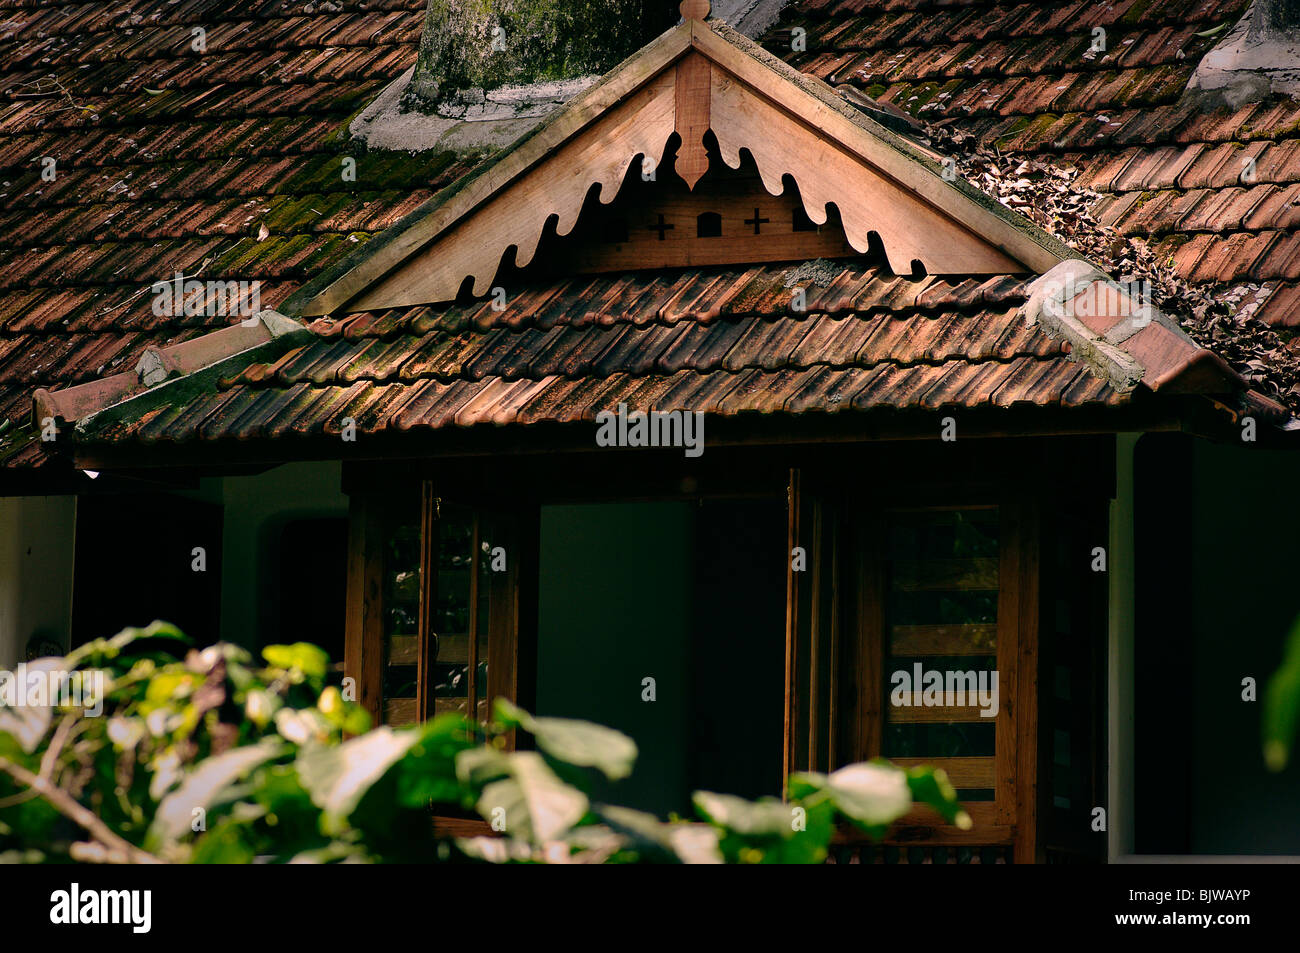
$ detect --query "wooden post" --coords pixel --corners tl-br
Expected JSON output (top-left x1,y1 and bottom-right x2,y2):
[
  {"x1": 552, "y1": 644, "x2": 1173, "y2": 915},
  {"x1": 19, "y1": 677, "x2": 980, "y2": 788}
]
[
  {"x1": 344, "y1": 493, "x2": 385, "y2": 726},
  {"x1": 466, "y1": 511, "x2": 481, "y2": 723},
  {"x1": 485, "y1": 504, "x2": 540, "y2": 749},
  {"x1": 416, "y1": 483, "x2": 439, "y2": 722},
  {"x1": 783, "y1": 468, "x2": 800, "y2": 793},
  {"x1": 807, "y1": 498, "x2": 823, "y2": 771},
  {"x1": 850, "y1": 505, "x2": 884, "y2": 765},
  {"x1": 1014, "y1": 500, "x2": 1042, "y2": 864}
]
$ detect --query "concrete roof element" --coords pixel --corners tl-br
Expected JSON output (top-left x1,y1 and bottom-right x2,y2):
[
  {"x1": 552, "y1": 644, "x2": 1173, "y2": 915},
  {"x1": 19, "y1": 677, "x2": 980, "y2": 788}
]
[
  {"x1": 1186, "y1": 0, "x2": 1300, "y2": 108},
  {"x1": 1023, "y1": 260, "x2": 1238, "y2": 395},
  {"x1": 350, "y1": 67, "x2": 602, "y2": 154},
  {"x1": 34, "y1": 311, "x2": 310, "y2": 432}
]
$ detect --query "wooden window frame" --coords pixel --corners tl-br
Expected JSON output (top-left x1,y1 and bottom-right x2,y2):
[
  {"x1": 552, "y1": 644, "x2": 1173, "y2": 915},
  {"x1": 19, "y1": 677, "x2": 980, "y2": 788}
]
[
  {"x1": 866, "y1": 502, "x2": 1037, "y2": 858},
  {"x1": 344, "y1": 481, "x2": 538, "y2": 744},
  {"x1": 786, "y1": 472, "x2": 1041, "y2": 861},
  {"x1": 343, "y1": 447, "x2": 1077, "y2": 861}
]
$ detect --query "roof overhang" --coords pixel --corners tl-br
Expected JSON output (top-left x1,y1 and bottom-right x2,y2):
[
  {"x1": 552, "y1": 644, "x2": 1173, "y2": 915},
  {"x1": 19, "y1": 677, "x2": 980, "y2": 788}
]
[{"x1": 30, "y1": 4, "x2": 1269, "y2": 464}]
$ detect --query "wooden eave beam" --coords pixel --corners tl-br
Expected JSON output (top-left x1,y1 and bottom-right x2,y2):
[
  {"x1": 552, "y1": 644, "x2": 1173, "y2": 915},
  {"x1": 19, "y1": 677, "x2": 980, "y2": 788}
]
[{"x1": 64, "y1": 402, "x2": 1197, "y2": 473}]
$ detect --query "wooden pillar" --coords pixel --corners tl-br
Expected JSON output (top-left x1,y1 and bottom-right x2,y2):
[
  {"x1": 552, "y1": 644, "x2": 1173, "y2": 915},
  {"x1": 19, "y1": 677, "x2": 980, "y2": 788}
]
[
  {"x1": 783, "y1": 468, "x2": 801, "y2": 791},
  {"x1": 1001, "y1": 499, "x2": 1041, "y2": 864},
  {"x1": 485, "y1": 504, "x2": 539, "y2": 748},
  {"x1": 343, "y1": 492, "x2": 385, "y2": 726},
  {"x1": 416, "y1": 483, "x2": 439, "y2": 722}
]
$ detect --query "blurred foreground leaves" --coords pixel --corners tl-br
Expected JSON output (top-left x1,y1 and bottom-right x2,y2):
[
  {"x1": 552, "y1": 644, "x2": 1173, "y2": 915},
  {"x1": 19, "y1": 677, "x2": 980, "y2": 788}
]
[{"x1": 1, "y1": 626, "x2": 966, "y2": 863}]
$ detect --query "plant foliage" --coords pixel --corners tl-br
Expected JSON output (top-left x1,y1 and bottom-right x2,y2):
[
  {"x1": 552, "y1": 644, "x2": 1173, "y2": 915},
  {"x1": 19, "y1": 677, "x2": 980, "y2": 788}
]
[{"x1": 0, "y1": 626, "x2": 968, "y2": 864}]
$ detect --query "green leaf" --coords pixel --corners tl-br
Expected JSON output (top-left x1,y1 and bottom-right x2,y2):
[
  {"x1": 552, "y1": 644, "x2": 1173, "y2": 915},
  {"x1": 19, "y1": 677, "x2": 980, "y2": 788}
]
[
  {"x1": 147, "y1": 739, "x2": 285, "y2": 849},
  {"x1": 693, "y1": 791, "x2": 832, "y2": 863},
  {"x1": 145, "y1": 671, "x2": 195, "y2": 708},
  {"x1": 471, "y1": 751, "x2": 588, "y2": 843},
  {"x1": 1195, "y1": 22, "x2": 1228, "y2": 38},
  {"x1": 274, "y1": 707, "x2": 331, "y2": 746},
  {"x1": 824, "y1": 762, "x2": 912, "y2": 829},
  {"x1": 0, "y1": 659, "x2": 62, "y2": 753},
  {"x1": 494, "y1": 699, "x2": 637, "y2": 781},
  {"x1": 190, "y1": 817, "x2": 258, "y2": 864},
  {"x1": 247, "y1": 766, "x2": 330, "y2": 861},
  {"x1": 0, "y1": 849, "x2": 45, "y2": 864},
  {"x1": 903, "y1": 764, "x2": 971, "y2": 829},
  {"x1": 692, "y1": 791, "x2": 793, "y2": 837},
  {"x1": 794, "y1": 761, "x2": 966, "y2": 837},
  {"x1": 1264, "y1": 615, "x2": 1300, "y2": 771},
  {"x1": 455, "y1": 746, "x2": 513, "y2": 787},
  {"x1": 597, "y1": 805, "x2": 722, "y2": 864},
  {"x1": 455, "y1": 836, "x2": 535, "y2": 864},
  {"x1": 296, "y1": 727, "x2": 419, "y2": 830},
  {"x1": 262, "y1": 643, "x2": 329, "y2": 680},
  {"x1": 392, "y1": 714, "x2": 477, "y2": 808},
  {"x1": 65, "y1": 621, "x2": 188, "y2": 670},
  {"x1": 288, "y1": 842, "x2": 370, "y2": 864}
]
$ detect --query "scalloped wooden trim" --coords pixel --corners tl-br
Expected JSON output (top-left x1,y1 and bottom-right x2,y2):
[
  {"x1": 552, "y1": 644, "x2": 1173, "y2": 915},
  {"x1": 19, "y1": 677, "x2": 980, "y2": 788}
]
[
  {"x1": 709, "y1": 70, "x2": 1023, "y2": 277},
  {"x1": 307, "y1": 19, "x2": 1052, "y2": 318},
  {"x1": 345, "y1": 77, "x2": 677, "y2": 313}
]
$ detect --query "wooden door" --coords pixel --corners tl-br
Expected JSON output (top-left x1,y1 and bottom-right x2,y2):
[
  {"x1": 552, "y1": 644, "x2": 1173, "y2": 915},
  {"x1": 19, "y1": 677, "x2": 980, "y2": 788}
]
[{"x1": 785, "y1": 480, "x2": 1042, "y2": 863}]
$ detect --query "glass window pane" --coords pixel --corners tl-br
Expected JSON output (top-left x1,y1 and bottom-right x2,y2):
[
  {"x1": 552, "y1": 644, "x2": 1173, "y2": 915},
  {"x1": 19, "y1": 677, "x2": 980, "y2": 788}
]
[
  {"x1": 433, "y1": 504, "x2": 475, "y2": 719},
  {"x1": 882, "y1": 508, "x2": 999, "y2": 801},
  {"x1": 381, "y1": 507, "x2": 421, "y2": 727}
]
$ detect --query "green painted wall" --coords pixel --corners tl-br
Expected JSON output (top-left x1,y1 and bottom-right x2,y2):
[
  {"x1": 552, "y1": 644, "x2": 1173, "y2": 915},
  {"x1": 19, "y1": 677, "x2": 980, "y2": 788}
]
[
  {"x1": 1135, "y1": 433, "x2": 1300, "y2": 854},
  {"x1": 535, "y1": 502, "x2": 695, "y2": 816},
  {"x1": 1186, "y1": 437, "x2": 1300, "y2": 853}
]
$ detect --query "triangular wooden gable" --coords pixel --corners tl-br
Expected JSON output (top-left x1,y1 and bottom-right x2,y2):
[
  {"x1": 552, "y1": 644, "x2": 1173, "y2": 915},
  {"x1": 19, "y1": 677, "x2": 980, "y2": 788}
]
[{"x1": 303, "y1": 13, "x2": 1070, "y2": 319}]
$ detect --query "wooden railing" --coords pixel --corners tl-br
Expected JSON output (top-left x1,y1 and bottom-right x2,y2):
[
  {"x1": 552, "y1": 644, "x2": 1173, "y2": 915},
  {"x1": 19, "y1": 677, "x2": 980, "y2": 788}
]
[{"x1": 826, "y1": 843, "x2": 1012, "y2": 864}]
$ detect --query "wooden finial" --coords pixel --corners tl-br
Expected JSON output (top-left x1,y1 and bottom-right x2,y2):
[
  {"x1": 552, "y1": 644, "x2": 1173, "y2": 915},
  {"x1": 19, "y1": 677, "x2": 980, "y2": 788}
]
[{"x1": 680, "y1": 0, "x2": 710, "y2": 22}]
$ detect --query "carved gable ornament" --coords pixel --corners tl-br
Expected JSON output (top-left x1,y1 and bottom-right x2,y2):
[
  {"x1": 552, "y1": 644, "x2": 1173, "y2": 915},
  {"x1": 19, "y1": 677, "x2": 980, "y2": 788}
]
[{"x1": 303, "y1": 10, "x2": 1069, "y2": 318}]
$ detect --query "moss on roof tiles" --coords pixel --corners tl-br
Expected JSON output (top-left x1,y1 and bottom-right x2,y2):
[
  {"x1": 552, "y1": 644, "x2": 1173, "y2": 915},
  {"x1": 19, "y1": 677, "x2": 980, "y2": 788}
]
[{"x1": 1120, "y1": 0, "x2": 1160, "y2": 26}]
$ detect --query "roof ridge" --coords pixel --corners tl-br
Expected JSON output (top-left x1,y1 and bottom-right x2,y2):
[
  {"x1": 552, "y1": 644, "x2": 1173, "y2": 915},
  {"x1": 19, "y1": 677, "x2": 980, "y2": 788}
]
[{"x1": 32, "y1": 310, "x2": 311, "y2": 437}]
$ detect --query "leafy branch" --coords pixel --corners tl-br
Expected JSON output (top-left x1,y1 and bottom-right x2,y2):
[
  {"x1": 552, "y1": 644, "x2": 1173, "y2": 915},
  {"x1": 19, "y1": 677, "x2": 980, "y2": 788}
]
[{"x1": 0, "y1": 625, "x2": 967, "y2": 864}]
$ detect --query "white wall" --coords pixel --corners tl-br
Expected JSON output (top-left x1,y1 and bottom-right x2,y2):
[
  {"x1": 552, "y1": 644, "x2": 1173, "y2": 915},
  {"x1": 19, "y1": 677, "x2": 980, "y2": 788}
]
[
  {"x1": 0, "y1": 462, "x2": 347, "y2": 671},
  {"x1": 0, "y1": 496, "x2": 76, "y2": 668}
]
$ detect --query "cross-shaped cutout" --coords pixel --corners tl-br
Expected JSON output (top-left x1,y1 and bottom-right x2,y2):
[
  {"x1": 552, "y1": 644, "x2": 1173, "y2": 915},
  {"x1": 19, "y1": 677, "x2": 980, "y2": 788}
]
[
  {"x1": 648, "y1": 213, "x2": 675, "y2": 240},
  {"x1": 744, "y1": 208, "x2": 770, "y2": 235}
]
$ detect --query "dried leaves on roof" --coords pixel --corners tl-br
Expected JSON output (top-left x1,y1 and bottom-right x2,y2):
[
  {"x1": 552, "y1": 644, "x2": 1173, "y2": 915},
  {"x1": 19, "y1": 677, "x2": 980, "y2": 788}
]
[{"x1": 926, "y1": 123, "x2": 1300, "y2": 413}]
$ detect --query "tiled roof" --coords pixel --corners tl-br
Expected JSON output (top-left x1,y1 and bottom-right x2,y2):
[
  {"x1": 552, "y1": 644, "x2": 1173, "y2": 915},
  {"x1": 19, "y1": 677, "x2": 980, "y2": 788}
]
[
  {"x1": 75, "y1": 263, "x2": 1124, "y2": 448},
  {"x1": 9, "y1": 0, "x2": 1274, "y2": 467},
  {"x1": 777, "y1": 0, "x2": 1300, "y2": 327},
  {"x1": 0, "y1": 0, "x2": 480, "y2": 466}
]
